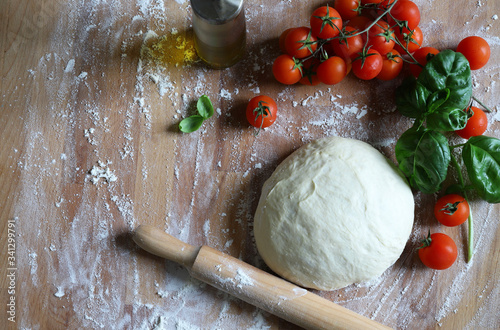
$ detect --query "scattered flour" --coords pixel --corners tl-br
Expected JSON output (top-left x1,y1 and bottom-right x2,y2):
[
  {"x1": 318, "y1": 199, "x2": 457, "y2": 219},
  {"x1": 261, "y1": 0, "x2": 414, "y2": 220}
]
[{"x1": 88, "y1": 161, "x2": 118, "y2": 184}]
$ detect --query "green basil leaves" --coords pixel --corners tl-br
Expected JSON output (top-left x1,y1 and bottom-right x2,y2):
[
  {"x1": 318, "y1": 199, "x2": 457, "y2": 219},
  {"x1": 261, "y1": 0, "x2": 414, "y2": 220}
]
[
  {"x1": 396, "y1": 127, "x2": 450, "y2": 194},
  {"x1": 463, "y1": 136, "x2": 500, "y2": 203},
  {"x1": 396, "y1": 50, "x2": 471, "y2": 130},
  {"x1": 179, "y1": 95, "x2": 214, "y2": 133},
  {"x1": 394, "y1": 49, "x2": 500, "y2": 204}
]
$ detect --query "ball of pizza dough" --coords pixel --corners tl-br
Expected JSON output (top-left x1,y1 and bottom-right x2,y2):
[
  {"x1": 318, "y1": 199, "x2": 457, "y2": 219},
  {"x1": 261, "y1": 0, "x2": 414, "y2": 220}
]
[{"x1": 253, "y1": 136, "x2": 414, "y2": 290}]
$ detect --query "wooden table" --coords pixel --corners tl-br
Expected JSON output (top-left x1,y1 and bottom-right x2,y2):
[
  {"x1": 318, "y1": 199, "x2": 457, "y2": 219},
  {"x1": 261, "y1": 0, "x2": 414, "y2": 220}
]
[{"x1": 1, "y1": 0, "x2": 499, "y2": 329}]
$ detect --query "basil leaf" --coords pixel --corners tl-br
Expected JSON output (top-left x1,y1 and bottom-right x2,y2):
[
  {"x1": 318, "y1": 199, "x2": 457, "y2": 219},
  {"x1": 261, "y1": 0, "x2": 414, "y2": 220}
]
[
  {"x1": 396, "y1": 77, "x2": 431, "y2": 118},
  {"x1": 197, "y1": 94, "x2": 214, "y2": 119},
  {"x1": 463, "y1": 136, "x2": 500, "y2": 203},
  {"x1": 426, "y1": 88, "x2": 450, "y2": 113},
  {"x1": 179, "y1": 115, "x2": 205, "y2": 133},
  {"x1": 418, "y1": 49, "x2": 472, "y2": 118},
  {"x1": 426, "y1": 107, "x2": 468, "y2": 131},
  {"x1": 395, "y1": 126, "x2": 450, "y2": 194}
]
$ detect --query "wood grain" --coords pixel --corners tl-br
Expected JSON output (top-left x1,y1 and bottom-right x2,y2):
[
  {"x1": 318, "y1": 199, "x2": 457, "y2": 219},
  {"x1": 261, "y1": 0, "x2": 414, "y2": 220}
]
[{"x1": 1, "y1": 0, "x2": 499, "y2": 329}]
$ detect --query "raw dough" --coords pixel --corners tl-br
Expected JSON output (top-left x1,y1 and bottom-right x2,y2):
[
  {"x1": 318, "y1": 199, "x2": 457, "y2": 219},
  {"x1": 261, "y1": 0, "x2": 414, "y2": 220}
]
[{"x1": 253, "y1": 136, "x2": 414, "y2": 290}]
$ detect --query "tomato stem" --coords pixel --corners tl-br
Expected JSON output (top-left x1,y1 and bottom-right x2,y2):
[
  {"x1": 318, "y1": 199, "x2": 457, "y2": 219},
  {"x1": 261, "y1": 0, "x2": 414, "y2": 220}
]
[
  {"x1": 472, "y1": 96, "x2": 493, "y2": 113},
  {"x1": 450, "y1": 152, "x2": 474, "y2": 262}
]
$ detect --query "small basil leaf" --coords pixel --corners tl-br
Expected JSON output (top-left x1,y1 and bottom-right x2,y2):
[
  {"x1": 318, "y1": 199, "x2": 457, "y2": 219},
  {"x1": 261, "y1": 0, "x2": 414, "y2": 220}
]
[
  {"x1": 197, "y1": 94, "x2": 214, "y2": 119},
  {"x1": 395, "y1": 126, "x2": 450, "y2": 194},
  {"x1": 179, "y1": 115, "x2": 205, "y2": 133},
  {"x1": 396, "y1": 77, "x2": 431, "y2": 118},
  {"x1": 418, "y1": 49, "x2": 472, "y2": 115},
  {"x1": 463, "y1": 136, "x2": 500, "y2": 203}
]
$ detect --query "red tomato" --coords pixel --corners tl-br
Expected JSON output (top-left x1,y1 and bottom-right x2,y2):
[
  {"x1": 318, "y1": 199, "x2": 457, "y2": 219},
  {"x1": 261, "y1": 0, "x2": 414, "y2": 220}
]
[
  {"x1": 377, "y1": 50, "x2": 403, "y2": 80},
  {"x1": 456, "y1": 36, "x2": 490, "y2": 70},
  {"x1": 434, "y1": 194, "x2": 470, "y2": 227},
  {"x1": 285, "y1": 27, "x2": 318, "y2": 58},
  {"x1": 409, "y1": 46, "x2": 439, "y2": 77},
  {"x1": 394, "y1": 26, "x2": 423, "y2": 54},
  {"x1": 387, "y1": 0, "x2": 420, "y2": 30},
  {"x1": 346, "y1": 15, "x2": 372, "y2": 31},
  {"x1": 310, "y1": 6, "x2": 343, "y2": 39},
  {"x1": 272, "y1": 54, "x2": 302, "y2": 85},
  {"x1": 456, "y1": 106, "x2": 488, "y2": 139},
  {"x1": 330, "y1": 26, "x2": 364, "y2": 60},
  {"x1": 299, "y1": 58, "x2": 322, "y2": 86},
  {"x1": 418, "y1": 232, "x2": 457, "y2": 270},
  {"x1": 364, "y1": 20, "x2": 395, "y2": 55},
  {"x1": 317, "y1": 56, "x2": 347, "y2": 85},
  {"x1": 334, "y1": 0, "x2": 361, "y2": 20},
  {"x1": 246, "y1": 95, "x2": 278, "y2": 131},
  {"x1": 352, "y1": 48, "x2": 383, "y2": 80},
  {"x1": 279, "y1": 28, "x2": 294, "y2": 53}
]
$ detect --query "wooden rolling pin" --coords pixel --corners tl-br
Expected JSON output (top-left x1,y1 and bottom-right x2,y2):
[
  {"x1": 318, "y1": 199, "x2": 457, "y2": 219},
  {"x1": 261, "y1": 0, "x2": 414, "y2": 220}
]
[{"x1": 133, "y1": 225, "x2": 392, "y2": 330}]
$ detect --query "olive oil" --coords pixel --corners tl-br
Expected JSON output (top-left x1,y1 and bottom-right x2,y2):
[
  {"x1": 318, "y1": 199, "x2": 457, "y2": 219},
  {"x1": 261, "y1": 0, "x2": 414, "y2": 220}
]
[{"x1": 191, "y1": 0, "x2": 246, "y2": 69}]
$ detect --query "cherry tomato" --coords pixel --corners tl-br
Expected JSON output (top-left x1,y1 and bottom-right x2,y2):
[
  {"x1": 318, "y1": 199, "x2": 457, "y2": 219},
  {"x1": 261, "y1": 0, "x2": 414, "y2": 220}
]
[
  {"x1": 299, "y1": 58, "x2": 322, "y2": 86},
  {"x1": 310, "y1": 6, "x2": 343, "y2": 39},
  {"x1": 346, "y1": 15, "x2": 372, "y2": 31},
  {"x1": 394, "y1": 26, "x2": 423, "y2": 54},
  {"x1": 317, "y1": 56, "x2": 347, "y2": 85},
  {"x1": 434, "y1": 194, "x2": 470, "y2": 227},
  {"x1": 387, "y1": 0, "x2": 420, "y2": 30},
  {"x1": 418, "y1": 232, "x2": 457, "y2": 270},
  {"x1": 376, "y1": 49, "x2": 403, "y2": 80},
  {"x1": 330, "y1": 26, "x2": 364, "y2": 60},
  {"x1": 246, "y1": 95, "x2": 277, "y2": 131},
  {"x1": 456, "y1": 36, "x2": 490, "y2": 70},
  {"x1": 456, "y1": 106, "x2": 488, "y2": 139},
  {"x1": 272, "y1": 54, "x2": 302, "y2": 85},
  {"x1": 334, "y1": 0, "x2": 361, "y2": 20},
  {"x1": 352, "y1": 48, "x2": 383, "y2": 80},
  {"x1": 285, "y1": 27, "x2": 318, "y2": 59},
  {"x1": 364, "y1": 20, "x2": 395, "y2": 55},
  {"x1": 409, "y1": 46, "x2": 439, "y2": 77},
  {"x1": 279, "y1": 28, "x2": 294, "y2": 53}
]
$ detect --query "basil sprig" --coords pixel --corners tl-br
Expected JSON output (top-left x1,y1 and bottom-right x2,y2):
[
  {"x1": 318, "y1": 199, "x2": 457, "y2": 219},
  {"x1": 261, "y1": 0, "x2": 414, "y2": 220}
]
[
  {"x1": 179, "y1": 95, "x2": 214, "y2": 133},
  {"x1": 395, "y1": 49, "x2": 500, "y2": 202}
]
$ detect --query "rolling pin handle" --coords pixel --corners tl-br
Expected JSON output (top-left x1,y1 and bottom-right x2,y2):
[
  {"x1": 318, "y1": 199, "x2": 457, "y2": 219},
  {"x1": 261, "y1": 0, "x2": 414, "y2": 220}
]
[{"x1": 132, "y1": 225, "x2": 200, "y2": 269}]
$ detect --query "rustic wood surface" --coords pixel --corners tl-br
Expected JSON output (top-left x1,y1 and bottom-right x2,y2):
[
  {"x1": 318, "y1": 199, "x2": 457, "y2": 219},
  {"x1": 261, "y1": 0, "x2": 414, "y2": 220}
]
[{"x1": 1, "y1": 0, "x2": 499, "y2": 329}]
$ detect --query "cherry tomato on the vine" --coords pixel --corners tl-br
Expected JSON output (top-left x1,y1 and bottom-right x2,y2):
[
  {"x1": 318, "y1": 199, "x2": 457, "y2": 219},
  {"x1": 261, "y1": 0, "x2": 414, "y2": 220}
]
[
  {"x1": 246, "y1": 95, "x2": 278, "y2": 131},
  {"x1": 387, "y1": 0, "x2": 420, "y2": 30},
  {"x1": 394, "y1": 26, "x2": 423, "y2": 54},
  {"x1": 285, "y1": 27, "x2": 318, "y2": 59},
  {"x1": 409, "y1": 46, "x2": 439, "y2": 77},
  {"x1": 346, "y1": 15, "x2": 372, "y2": 31},
  {"x1": 272, "y1": 54, "x2": 302, "y2": 85},
  {"x1": 299, "y1": 58, "x2": 322, "y2": 86},
  {"x1": 310, "y1": 6, "x2": 343, "y2": 39},
  {"x1": 456, "y1": 106, "x2": 488, "y2": 139},
  {"x1": 330, "y1": 26, "x2": 364, "y2": 60},
  {"x1": 376, "y1": 49, "x2": 403, "y2": 80},
  {"x1": 352, "y1": 48, "x2": 383, "y2": 80},
  {"x1": 418, "y1": 232, "x2": 457, "y2": 270},
  {"x1": 434, "y1": 194, "x2": 470, "y2": 227},
  {"x1": 456, "y1": 36, "x2": 490, "y2": 70},
  {"x1": 333, "y1": 0, "x2": 361, "y2": 20},
  {"x1": 364, "y1": 20, "x2": 395, "y2": 55},
  {"x1": 317, "y1": 56, "x2": 347, "y2": 85},
  {"x1": 279, "y1": 28, "x2": 294, "y2": 54}
]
